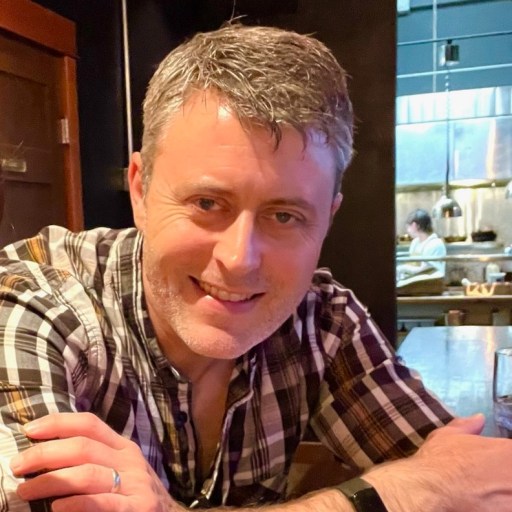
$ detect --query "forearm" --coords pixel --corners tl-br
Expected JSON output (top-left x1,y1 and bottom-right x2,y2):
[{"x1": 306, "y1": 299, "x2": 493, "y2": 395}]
[
  {"x1": 195, "y1": 488, "x2": 353, "y2": 512},
  {"x1": 195, "y1": 452, "x2": 452, "y2": 512},
  {"x1": 397, "y1": 263, "x2": 427, "y2": 275},
  {"x1": 363, "y1": 462, "x2": 447, "y2": 512},
  {"x1": 212, "y1": 461, "x2": 445, "y2": 512}
]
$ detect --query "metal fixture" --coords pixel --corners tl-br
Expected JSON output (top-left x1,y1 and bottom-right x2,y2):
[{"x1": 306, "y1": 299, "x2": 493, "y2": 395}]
[
  {"x1": 0, "y1": 158, "x2": 26, "y2": 174},
  {"x1": 505, "y1": 179, "x2": 512, "y2": 199},
  {"x1": 121, "y1": 0, "x2": 133, "y2": 161},
  {"x1": 396, "y1": 85, "x2": 512, "y2": 186},
  {"x1": 432, "y1": 193, "x2": 462, "y2": 218},
  {"x1": 397, "y1": 29, "x2": 512, "y2": 48},
  {"x1": 58, "y1": 118, "x2": 70, "y2": 145},
  {"x1": 432, "y1": 42, "x2": 463, "y2": 219},
  {"x1": 439, "y1": 39, "x2": 459, "y2": 67}
]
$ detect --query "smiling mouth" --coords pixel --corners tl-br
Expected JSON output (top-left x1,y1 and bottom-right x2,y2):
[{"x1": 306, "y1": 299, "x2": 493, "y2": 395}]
[{"x1": 195, "y1": 278, "x2": 259, "y2": 302}]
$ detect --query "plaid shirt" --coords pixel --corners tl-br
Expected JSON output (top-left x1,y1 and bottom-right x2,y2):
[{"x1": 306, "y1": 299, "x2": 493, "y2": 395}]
[{"x1": 0, "y1": 226, "x2": 452, "y2": 510}]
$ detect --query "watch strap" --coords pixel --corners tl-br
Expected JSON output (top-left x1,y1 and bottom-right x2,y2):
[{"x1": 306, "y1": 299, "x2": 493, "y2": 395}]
[{"x1": 334, "y1": 476, "x2": 388, "y2": 512}]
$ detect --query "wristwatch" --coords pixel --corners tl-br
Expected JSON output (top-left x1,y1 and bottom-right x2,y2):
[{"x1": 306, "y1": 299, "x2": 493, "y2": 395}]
[{"x1": 334, "y1": 477, "x2": 388, "y2": 512}]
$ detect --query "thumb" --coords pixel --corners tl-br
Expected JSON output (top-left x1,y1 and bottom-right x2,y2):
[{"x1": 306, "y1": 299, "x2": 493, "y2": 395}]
[{"x1": 446, "y1": 413, "x2": 486, "y2": 435}]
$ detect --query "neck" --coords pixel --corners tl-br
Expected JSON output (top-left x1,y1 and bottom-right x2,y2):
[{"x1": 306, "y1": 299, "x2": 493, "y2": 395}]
[{"x1": 417, "y1": 232, "x2": 430, "y2": 242}]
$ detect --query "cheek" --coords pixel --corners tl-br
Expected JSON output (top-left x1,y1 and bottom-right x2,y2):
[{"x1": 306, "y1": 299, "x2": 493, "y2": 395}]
[
  {"x1": 144, "y1": 202, "x2": 208, "y2": 248},
  {"x1": 145, "y1": 222, "x2": 215, "y2": 272},
  {"x1": 145, "y1": 207, "x2": 192, "y2": 239},
  {"x1": 268, "y1": 244, "x2": 321, "y2": 284}
]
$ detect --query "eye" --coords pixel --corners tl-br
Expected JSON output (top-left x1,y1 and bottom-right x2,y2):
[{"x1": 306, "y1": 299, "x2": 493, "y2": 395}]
[
  {"x1": 275, "y1": 211, "x2": 294, "y2": 224},
  {"x1": 269, "y1": 210, "x2": 307, "y2": 227},
  {"x1": 195, "y1": 197, "x2": 219, "y2": 211}
]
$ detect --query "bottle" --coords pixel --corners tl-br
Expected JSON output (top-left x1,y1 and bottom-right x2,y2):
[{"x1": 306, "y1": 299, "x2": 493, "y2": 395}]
[{"x1": 485, "y1": 262, "x2": 500, "y2": 283}]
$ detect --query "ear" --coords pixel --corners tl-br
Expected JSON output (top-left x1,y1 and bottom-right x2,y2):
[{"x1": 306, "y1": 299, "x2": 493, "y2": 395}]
[
  {"x1": 329, "y1": 193, "x2": 343, "y2": 225},
  {"x1": 128, "y1": 152, "x2": 146, "y2": 231}
]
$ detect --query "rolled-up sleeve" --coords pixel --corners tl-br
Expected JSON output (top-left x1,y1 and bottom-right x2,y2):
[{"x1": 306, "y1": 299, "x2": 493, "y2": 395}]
[{"x1": 308, "y1": 279, "x2": 453, "y2": 470}]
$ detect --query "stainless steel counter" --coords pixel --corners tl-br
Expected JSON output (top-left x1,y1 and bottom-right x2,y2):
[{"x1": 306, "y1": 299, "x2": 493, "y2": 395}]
[{"x1": 397, "y1": 326, "x2": 512, "y2": 436}]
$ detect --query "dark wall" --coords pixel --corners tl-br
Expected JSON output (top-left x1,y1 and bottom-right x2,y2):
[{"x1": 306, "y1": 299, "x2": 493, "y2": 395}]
[
  {"x1": 126, "y1": 0, "x2": 302, "y2": 148},
  {"x1": 33, "y1": 0, "x2": 133, "y2": 229},
  {"x1": 269, "y1": 0, "x2": 397, "y2": 343},
  {"x1": 32, "y1": 0, "x2": 397, "y2": 343}
]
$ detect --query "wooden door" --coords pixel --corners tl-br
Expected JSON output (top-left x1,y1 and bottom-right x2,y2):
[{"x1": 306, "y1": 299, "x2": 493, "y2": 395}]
[{"x1": 0, "y1": 0, "x2": 82, "y2": 246}]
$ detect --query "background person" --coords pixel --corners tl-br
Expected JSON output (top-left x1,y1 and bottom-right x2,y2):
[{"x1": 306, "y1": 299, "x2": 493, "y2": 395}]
[
  {"x1": 397, "y1": 208, "x2": 446, "y2": 282},
  {"x1": 0, "y1": 23, "x2": 511, "y2": 512}
]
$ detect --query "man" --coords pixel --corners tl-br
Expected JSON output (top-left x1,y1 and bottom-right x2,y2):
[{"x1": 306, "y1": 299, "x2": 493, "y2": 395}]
[
  {"x1": 397, "y1": 208, "x2": 446, "y2": 281},
  {"x1": 0, "y1": 24, "x2": 511, "y2": 512}
]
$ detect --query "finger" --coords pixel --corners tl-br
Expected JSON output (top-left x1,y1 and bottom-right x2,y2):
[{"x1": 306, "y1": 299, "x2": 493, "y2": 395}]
[
  {"x1": 51, "y1": 491, "x2": 171, "y2": 512},
  {"x1": 10, "y1": 436, "x2": 120, "y2": 476},
  {"x1": 22, "y1": 412, "x2": 126, "y2": 450},
  {"x1": 51, "y1": 494, "x2": 125, "y2": 512},
  {"x1": 16, "y1": 464, "x2": 122, "y2": 500},
  {"x1": 425, "y1": 414, "x2": 486, "y2": 442},
  {"x1": 446, "y1": 414, "x2": 486, "y2": 435}
]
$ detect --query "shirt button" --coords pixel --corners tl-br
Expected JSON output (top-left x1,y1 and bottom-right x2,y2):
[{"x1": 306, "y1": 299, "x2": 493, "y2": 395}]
[{"x1": 176, "y1": 411, "x2": 188, "y2": 427}]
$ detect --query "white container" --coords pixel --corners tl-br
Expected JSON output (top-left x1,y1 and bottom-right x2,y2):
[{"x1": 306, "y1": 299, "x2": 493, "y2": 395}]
[
  {"x1": 488, "y1": 272, "x2": 506, "y2": 283},
  {"x1": 485, "y1": 263, "x2": 500, "y2": 283},
  {"x1": 502, "y1": 247, "x2": 512, "y2": 273}
]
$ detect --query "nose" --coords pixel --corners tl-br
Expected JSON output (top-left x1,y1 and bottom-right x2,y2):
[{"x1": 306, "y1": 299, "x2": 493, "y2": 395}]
[{"x1": 212, "y1": 212, "x2": 262, "y2": 275}]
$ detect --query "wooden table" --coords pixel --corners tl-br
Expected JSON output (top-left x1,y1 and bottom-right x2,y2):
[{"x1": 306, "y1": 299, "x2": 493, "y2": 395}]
[{"x1": 397, "y1": 326, "x2": 512, "y2": 436}]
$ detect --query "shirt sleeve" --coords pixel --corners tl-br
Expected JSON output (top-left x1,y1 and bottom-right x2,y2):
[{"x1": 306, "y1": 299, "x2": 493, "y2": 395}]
[
  {"x1": 308, "y1": 278, "x2": 453, "y2": 470},
  {"x1": 422, "y1": 238, "x2": 446, "y2": 273},
  {"x1": 0, "y1": 279, "x2": 83, "y2": 512}
]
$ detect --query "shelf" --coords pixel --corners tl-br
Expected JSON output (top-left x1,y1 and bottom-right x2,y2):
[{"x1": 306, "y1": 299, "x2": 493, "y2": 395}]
[{"x1": 396, "y1": 253, "x2": 512, "y2": 263}]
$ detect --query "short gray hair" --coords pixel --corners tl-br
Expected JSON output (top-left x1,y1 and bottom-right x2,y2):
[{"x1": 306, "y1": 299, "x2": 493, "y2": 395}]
[{"x1": 141, "y1": 23, "x2": 354, "y2": 193}]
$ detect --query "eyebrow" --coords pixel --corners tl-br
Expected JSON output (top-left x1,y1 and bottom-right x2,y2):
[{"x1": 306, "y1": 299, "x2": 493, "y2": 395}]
[
  {"x1": 178, "y1": 181, "x2": 316, "y2": 211},
  {"x1": 265, "y1": 197, "x2": 317, "y2": 215},
  {"x1": 176, "y1": 179, "x2": 236, "y2": 198}
]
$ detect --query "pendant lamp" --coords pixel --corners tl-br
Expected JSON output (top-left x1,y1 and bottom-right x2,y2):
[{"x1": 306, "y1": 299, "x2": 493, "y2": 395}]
[{"x1": 432, "y1": 40, "x2": 463, "y2": 219}]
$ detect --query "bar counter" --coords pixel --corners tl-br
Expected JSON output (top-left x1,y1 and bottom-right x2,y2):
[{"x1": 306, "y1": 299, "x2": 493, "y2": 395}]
[{"x1": 397, "y1": 326, "x2": 512, "y2": 436}]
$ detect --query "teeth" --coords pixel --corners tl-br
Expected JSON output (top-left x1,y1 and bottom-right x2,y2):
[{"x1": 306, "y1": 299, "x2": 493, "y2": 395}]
[{"x1": 198, "y1": 281, "x2": 253, "y2": 302}]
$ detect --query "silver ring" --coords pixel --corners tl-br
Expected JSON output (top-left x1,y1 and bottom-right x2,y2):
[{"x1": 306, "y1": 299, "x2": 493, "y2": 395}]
[{"x1": 110, "y1": 468, "x2": 121, "y2": 494}]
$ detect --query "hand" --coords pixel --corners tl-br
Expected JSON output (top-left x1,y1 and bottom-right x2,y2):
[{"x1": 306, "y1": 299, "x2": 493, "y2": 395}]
[
  {"x1": 9, "y1": 412, "x2": 184, "y2": 512},
  {"x1": 364, "y1": 414, "x2": 512, "y2": 512}
]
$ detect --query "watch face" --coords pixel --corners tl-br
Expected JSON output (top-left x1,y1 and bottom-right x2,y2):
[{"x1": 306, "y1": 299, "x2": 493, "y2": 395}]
[
  {"x1": 336, "y1": 478, "x2": 388, "y2": 512},
  {"x1": 352, "y1": 487, "x2": 388, "y2": 512}
]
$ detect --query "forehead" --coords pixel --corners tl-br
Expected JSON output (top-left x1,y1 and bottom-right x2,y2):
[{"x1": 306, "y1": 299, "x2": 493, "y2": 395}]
[{"x1": 155, "y1": 91, "x2": 336, "y2": 176}]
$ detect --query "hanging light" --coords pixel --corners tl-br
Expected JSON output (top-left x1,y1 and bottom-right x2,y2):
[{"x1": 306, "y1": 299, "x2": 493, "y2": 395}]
[
  {"x1": 432, "y1": 40, "x2": 462, "y2": 219},
  {"x1": 439, "y1": 39, "x2": 459, "y2": 67}
]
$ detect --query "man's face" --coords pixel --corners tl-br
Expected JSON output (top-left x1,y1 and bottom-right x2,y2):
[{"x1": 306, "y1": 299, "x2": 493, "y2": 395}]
[
  {"x1": 130, "y1": 92, "x2": 341, "y2": 360},
  {"x1": 406, "y1": 221, "x2": 419, "y2": 239}
]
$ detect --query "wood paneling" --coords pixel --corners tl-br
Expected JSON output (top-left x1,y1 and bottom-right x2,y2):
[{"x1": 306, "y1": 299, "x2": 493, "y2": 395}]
[
  {"x1": 0, "y1": 0, "x2": 76, "y2": 57},
  {"x1": 0, "y1": 0, "x2": 83, "y2": 242}
]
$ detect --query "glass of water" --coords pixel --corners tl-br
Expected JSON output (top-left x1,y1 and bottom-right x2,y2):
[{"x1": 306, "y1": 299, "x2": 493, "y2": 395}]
[{"x1": 493, "y1": 347, "x2": 512, "y2": 438}]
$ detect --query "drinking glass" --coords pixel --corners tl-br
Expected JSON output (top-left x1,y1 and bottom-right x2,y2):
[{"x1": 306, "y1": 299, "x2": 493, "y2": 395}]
[{"x1": 493, "y1": 347, "x2": 512, "y2": 438}]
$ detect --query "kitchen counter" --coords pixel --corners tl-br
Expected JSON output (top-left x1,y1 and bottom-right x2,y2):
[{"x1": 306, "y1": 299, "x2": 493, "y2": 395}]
[
  {"x1": 397, "y1": 290, "x2": 512, "y2": 327},
  {"x1": 396, "y1": 250, "x2": 512, "y2": 286},
  {"x1": 398, "y1": 292, "x2": 512, "y2": 303},
  {"x1": 396, "y1": 247, "x2": 512, "y2": 333},
  {"x1": 397, "y1": 253, "x2": 512, "y2": 263}
]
